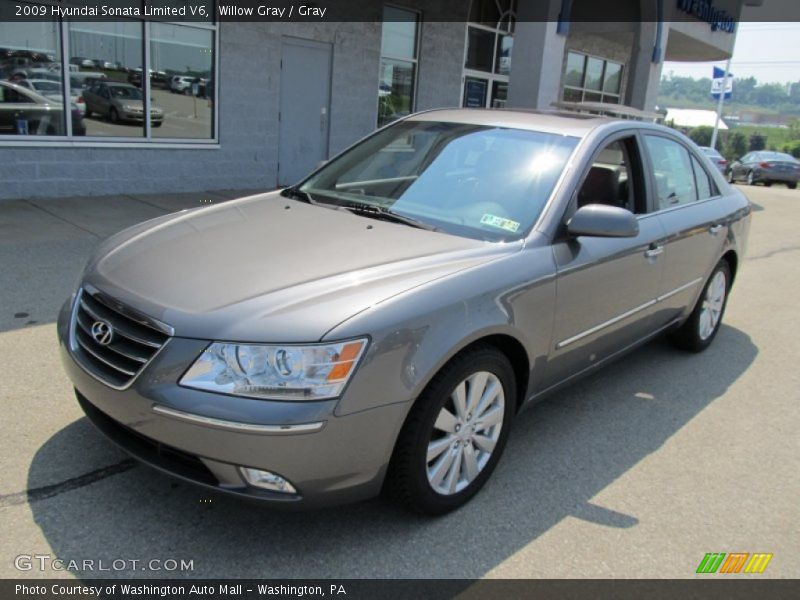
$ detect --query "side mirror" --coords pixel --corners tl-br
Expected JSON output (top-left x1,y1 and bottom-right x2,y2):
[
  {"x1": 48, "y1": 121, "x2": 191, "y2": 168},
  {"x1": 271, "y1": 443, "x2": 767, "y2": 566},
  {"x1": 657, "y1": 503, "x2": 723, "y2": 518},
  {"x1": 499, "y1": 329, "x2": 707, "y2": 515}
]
[{"x1": 567, "y1": 204, "x2": 639, "y2": 238}]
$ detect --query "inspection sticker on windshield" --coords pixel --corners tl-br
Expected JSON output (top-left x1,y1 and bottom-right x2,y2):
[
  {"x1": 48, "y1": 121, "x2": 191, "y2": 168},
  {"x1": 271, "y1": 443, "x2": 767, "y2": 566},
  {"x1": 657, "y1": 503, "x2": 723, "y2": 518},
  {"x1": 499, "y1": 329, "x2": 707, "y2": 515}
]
[{"x1": 481, "y1": 214, "x2": 520, "y2": 233}]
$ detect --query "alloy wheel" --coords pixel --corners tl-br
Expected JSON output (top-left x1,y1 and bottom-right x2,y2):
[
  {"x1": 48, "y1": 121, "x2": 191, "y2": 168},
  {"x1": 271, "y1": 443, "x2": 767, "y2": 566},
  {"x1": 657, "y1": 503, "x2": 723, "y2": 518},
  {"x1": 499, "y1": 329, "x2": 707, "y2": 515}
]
[
  {"x1": 425, "y1": 371, "x2": 505, "y2": 495},
  {"x1": 698, "y1": 270, "x2": 726, "y2": 340}
]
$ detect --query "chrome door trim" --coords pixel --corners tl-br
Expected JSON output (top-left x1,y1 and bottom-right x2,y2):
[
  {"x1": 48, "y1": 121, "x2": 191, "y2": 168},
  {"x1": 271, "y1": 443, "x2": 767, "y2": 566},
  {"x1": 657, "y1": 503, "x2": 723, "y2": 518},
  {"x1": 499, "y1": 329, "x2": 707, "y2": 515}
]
[
  {"x1": 151, "y1": 405, "x2": 326, "y2": 435},
  {"x1": 556, "y1": 277, "x2": 704, "y2": 349},
  {"x1": 556, "y1": 299, "x2": 657, "y2": 349},
  {"x1": 656, "y1": 277, "x2": 703, "y2": 302}
]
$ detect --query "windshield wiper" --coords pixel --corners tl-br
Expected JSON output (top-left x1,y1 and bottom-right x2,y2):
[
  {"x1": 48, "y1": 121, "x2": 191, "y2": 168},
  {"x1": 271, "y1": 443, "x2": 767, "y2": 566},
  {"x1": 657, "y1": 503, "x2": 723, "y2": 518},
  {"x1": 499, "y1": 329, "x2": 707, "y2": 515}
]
[
  {"x1": 280, "y1": 186, "x2": 318, "y2": 205},
  {"x1": 335, "y1": 202, "x2": 438, "y2": 232}
]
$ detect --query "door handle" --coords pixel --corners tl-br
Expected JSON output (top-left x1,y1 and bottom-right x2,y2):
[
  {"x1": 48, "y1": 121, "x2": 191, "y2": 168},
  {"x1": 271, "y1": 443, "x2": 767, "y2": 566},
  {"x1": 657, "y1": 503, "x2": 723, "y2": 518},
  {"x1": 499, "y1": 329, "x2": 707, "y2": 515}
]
[
  {"x1": 644, "y1": 244, "x2": 664, "y2": 259},
  {"x1": 709, "y1": 224, "x2": 723, "y2": 236}
]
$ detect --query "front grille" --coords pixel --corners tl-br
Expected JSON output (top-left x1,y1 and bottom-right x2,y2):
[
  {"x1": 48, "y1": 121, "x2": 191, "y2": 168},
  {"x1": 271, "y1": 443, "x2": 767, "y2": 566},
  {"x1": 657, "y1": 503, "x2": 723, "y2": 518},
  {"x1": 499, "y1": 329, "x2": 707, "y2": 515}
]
[{"x1": 70, "y1": 288, "x2": 171, "y2": 388}]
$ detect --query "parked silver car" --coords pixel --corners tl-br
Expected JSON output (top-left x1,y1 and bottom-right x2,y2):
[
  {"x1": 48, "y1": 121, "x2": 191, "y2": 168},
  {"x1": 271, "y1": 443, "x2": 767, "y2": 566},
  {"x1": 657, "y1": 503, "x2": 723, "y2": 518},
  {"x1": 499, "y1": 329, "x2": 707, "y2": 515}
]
[
  {"x1": 58, "y1": 109, "x2": 751, "y2": 514},
  {"x1": 699, "y1": 146, "x2": 727, "y2": 175},
  {"x1": 83, "y1": 81, "x2": 163, "y2": 126}
]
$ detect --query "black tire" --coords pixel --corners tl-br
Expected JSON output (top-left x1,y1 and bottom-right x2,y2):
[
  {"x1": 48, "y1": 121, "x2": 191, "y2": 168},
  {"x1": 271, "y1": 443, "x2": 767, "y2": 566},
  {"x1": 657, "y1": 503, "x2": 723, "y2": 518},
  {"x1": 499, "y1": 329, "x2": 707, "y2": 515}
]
[
  {"x1": 764, "y1": 181, "x2": 772, "y2": 187},
  {"x1": 746, "y1": 170, "x2": 756, "y2": 185},
  {"x1": 727, "y1": 170, "x2": 735, "y2": 184},
  {"x1": 152, "y1": 121, "x2": 162, "y2": 128},
  {"x1": 109, "y1": 107, "x2": 119, "y2": 124},
  {"x1": 669, "y1": 260, "x2": 732, "y2": 353},
  {"x1": 788, "y1": 182, "x2": 797, "y2": 190},
  {"x1": 384, "y1": 345, "x2": 516, "y2": 515}
]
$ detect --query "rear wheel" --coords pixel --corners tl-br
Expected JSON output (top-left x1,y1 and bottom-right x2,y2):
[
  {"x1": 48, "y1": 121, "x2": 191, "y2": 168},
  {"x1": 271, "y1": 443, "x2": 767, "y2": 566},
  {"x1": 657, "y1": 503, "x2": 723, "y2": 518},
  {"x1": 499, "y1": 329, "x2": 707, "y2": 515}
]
[
  {"x1": 669, "y1": 260, "x2": 731, "y2": 352},
  {"x1": 385, "y1": 346, "x2": 516, "y2": 515},
  {"x1": 788, "y1": 182, "x2": 797, "y2": 190}
]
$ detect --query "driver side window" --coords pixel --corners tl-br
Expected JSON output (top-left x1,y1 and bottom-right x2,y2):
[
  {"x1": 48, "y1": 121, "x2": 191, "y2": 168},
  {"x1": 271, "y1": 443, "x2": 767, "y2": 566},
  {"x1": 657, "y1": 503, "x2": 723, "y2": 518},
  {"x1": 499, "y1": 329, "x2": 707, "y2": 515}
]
[{"x1": 577, "y1": 136, "x2": 646, "y2": 214}]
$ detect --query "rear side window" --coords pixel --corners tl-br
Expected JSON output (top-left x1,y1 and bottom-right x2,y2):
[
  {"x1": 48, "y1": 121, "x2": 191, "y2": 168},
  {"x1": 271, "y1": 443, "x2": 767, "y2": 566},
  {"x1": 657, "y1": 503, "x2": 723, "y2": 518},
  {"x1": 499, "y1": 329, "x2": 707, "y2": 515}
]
[
  {"x1": 691, "y1": 155, "x2": 715, "y2": 200},
  {"x1": 644, "y1": 135, "x2": 698, "y2": 210}
]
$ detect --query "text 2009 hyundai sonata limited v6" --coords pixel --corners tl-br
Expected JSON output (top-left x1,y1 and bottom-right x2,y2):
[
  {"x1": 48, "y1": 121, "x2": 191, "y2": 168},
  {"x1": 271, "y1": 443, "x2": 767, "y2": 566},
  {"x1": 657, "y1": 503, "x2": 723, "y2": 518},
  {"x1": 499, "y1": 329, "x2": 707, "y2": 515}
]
[{"x1": 58, "y1": 109, "x2": 751, "y2": 514}]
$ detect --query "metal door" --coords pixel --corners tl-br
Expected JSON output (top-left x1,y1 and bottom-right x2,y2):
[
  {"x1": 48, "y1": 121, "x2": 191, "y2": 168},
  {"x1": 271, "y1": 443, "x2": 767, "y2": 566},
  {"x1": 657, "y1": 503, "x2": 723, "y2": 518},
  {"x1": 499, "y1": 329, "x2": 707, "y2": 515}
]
[{"x1": 277, "y1": 37, "x2": 332, "y2": 187}]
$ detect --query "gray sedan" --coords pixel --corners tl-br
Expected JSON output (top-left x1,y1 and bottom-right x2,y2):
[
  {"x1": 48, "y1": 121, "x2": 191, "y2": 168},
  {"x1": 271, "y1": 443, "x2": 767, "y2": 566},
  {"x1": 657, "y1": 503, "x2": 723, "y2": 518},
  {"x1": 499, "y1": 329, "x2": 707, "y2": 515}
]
[
  {"x1": 58, "y1": 109, "x2": 751, "y2": 514},
  {"x1": 728, "y1": 150, "x2": 800, "y2": 188}
]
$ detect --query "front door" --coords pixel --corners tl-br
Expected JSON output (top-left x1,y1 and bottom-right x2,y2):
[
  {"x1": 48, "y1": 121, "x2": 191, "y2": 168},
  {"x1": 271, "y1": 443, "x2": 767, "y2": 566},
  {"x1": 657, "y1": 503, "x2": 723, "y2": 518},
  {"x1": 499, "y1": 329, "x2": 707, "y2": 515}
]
[
  {"x1": 542, "y1": 134, "x2": 667, "y2": 389},
  {"x1": 277, "y1": 37, "x2": 332, "y2": 187}
]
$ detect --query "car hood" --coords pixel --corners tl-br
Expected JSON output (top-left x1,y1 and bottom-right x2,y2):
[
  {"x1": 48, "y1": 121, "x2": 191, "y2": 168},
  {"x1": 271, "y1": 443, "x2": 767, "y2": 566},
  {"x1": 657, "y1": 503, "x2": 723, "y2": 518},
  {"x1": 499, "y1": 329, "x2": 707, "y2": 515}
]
[{"x1": 83, "y1": 191, "x2": 519, "y2": 342}]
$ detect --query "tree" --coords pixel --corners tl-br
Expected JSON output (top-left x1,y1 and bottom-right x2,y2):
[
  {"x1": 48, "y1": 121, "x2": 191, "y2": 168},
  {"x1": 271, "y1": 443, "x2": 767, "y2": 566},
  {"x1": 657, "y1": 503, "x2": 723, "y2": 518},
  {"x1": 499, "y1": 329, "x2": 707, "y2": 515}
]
[
  {"x1": 688, "y1": 126, "x2": 714, "y2": 147},
  {"x1": 788, "y1": 118, "x2": 800, "y2": 141},
  {"x1": 725, "y1": 131, "x2": 748, "y2": 160},
  {"x1": 749, "y1": 133, "x2": 767, "y2": 151}
]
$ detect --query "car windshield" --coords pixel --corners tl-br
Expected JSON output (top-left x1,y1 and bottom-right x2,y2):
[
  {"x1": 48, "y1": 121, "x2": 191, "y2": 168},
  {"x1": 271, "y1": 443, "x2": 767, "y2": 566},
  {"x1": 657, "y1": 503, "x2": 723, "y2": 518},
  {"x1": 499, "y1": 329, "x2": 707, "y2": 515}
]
[
  {"x1": 110, "y1": 86, "x2": 142, "y2": 100},
  {"x1": 299, "y1": 120, "x2": 579, "y2": 241}
]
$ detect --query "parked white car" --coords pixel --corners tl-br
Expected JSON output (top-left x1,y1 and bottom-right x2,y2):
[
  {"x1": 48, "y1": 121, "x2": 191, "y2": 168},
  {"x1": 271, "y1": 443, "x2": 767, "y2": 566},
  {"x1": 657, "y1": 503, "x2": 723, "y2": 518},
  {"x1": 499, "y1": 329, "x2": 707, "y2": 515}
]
[
  {"x1": 170, "y1": 75, "x2": 195, "y2": 94},
  {"x1": 17, "y1": 78, "x2": 86, "y2": 117}
]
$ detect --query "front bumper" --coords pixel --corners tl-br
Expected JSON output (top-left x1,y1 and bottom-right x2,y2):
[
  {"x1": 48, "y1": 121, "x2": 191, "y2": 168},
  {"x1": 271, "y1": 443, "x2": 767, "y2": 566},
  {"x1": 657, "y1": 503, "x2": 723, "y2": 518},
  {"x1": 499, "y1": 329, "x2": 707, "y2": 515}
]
[
  {"x1": 57, "y1": 298, "x2": 407, "y2": 508},
  {"x1": 121, "y1": 110, "x2": 164, "y2": 123}
]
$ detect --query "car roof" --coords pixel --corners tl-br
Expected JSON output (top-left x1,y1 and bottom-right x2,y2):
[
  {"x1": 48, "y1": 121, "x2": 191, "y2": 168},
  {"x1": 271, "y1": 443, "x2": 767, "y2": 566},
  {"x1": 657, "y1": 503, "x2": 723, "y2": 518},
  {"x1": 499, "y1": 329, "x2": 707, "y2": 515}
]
[{"x1": 408, "y1": 108, "x2": 621, "y2": 138}]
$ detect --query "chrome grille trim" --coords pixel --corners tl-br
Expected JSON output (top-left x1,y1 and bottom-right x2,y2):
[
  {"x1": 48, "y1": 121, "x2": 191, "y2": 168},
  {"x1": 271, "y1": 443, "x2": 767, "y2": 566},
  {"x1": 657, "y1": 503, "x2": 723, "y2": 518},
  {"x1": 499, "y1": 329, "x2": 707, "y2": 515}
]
[{"x1": 68, "y1": 288, "x2": 172, "y2": 390}]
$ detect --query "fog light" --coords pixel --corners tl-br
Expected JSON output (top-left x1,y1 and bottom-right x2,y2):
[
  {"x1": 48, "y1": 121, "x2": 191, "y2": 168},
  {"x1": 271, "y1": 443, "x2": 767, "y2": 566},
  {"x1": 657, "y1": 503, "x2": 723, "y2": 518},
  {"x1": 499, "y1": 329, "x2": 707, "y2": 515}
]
[{"x1": 239, "y1": 467, "x2": 297, "y2": 494}]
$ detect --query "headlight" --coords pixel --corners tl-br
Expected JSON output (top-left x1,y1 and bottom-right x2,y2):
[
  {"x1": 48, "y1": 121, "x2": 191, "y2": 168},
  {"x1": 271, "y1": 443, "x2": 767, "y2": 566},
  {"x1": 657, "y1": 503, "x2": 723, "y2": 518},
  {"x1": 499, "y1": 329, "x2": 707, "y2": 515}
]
[{"x1": 179, "y1": 339, "x2": 368, "y2": 400}]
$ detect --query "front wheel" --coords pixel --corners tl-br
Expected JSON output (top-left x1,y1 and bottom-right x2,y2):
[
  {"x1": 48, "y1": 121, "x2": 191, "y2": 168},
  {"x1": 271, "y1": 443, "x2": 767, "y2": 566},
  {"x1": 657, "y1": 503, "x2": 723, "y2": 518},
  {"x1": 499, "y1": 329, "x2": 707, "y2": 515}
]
[
  {"x1": 109, "y1": 107, "x2": 119, "y2": 124},
  {"x1": 669, "y1": 260, "x2": 731, "y2": 352},
  {"x1": 727, "y1": 170, "x2": 735, "y2": 184},
  {"x1": 746, "y1": 170, "x2": 756, "y2": 185},
  {"x1": 385, "y1": 346, "x2": 516, "y2": 515}
]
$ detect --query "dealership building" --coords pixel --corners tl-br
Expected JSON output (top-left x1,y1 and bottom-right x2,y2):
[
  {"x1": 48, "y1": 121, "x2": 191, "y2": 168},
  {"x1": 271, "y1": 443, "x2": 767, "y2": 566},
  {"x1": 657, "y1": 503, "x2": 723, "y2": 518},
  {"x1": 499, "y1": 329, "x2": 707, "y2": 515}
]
[{"x1": 0, "y1": 0, "x2": 751, "y2": 200}]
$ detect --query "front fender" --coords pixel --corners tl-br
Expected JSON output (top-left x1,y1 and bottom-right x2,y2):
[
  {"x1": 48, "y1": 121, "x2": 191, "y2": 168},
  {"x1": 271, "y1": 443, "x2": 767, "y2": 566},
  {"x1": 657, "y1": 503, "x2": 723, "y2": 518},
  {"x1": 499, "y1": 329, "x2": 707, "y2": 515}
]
[{"x1": 326, "y1": 246, "x2": 557, "y2": 417}]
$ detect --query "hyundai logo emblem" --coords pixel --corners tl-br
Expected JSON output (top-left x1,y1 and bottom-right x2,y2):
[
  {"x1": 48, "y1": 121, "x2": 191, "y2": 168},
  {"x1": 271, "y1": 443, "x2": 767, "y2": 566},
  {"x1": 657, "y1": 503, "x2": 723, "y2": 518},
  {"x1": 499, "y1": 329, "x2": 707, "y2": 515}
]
[{"x1": 91, "y1": 320, "x2": 114, "y2": 346}]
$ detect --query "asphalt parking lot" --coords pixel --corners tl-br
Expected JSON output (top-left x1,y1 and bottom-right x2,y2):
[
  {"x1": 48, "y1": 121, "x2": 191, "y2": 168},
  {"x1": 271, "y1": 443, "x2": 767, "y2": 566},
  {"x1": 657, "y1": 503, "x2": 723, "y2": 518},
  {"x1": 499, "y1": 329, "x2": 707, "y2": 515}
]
[{"x1": 0, "y1": 184, "x2": 797, "y2": 579}]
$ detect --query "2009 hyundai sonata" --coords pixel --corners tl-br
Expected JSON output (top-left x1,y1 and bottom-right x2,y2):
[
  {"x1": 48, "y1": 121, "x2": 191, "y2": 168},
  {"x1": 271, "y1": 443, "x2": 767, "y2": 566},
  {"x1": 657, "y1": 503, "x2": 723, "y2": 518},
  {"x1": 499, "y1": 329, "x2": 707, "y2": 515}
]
[{"x1": 58, "y1": 109, "x2": 751, "y2": 514}]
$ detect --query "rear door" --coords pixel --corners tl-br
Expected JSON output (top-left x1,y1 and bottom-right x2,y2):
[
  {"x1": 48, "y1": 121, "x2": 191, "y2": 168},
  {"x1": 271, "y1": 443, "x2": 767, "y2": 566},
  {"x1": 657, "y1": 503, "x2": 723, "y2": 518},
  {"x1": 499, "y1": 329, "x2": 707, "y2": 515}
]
[
  {"x1": 543, "y1": 131, "x2": 667, "y2": 388},
  {"x1": 641, "y1": 133, "x2": 729, "y2": 326}
]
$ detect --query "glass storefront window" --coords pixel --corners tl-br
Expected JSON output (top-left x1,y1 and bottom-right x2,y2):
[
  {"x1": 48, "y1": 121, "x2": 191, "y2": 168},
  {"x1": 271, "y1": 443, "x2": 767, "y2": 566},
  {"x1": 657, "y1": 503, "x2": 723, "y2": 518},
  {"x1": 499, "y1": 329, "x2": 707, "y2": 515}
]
[
  {"x1": 69, "y1": 21, "x2": 144, "y2": 137},
  {"x1": 491, "y1": 81, "x2": 508, "y2": 108},
  {"x1": 377, "y1": 6, "x2": 418, "y2": 128},
  {"x1": 584, "y1": 57, "x2": 604, "y2": 91},
  {"x1": 381, "y1": 6, "x2": 418, "y2": 59},
  {"x1": 151, "y1": 23, "x2": 214, "y2": 139},
  {"x1": 0, "y1": 21, "x2": 66, "y2": 136},
  {"x1": 494, "y1": 35, "x2": 513, "y2": 76},
  {"x1": 562, "y1": 52, "x2": 624, "y2": 105},
  {"x1": 564, "y1": 52, "x2": 585, "y2": 88},
  {"x1": 465, "y1": 27, "x2": 495, "y2": 73},
  {"x1": 603, "y1": 62, "x2": 622, "y2": 95},
  {"x1": 1, "y1": 8, "x2": 217, "y2": 143},
  {"x1": 462, "y1": 1, "x2": 516, "y2": 108}
]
